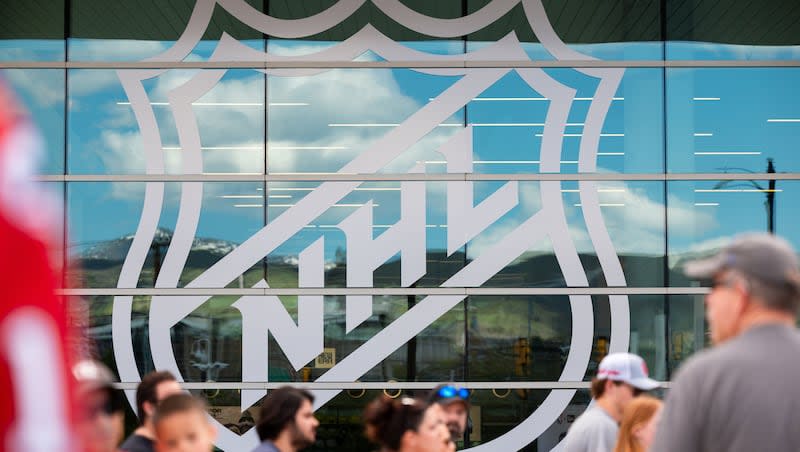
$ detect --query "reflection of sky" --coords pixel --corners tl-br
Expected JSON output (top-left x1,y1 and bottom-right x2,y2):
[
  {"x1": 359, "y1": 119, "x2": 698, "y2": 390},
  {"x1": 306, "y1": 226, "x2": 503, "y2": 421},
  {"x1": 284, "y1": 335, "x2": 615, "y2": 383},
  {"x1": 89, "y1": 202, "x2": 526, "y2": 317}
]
[{"x1": 4, "y1": 38, "x2": 800, "y2": 266}]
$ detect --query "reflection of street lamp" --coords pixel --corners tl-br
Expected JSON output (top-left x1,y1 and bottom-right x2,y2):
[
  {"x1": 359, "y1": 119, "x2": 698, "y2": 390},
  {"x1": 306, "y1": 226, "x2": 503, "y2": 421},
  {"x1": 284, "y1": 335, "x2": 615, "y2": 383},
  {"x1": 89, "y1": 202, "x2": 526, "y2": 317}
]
[{"x1": 713, "y1": 159, "x2": 776, "y2": 233}]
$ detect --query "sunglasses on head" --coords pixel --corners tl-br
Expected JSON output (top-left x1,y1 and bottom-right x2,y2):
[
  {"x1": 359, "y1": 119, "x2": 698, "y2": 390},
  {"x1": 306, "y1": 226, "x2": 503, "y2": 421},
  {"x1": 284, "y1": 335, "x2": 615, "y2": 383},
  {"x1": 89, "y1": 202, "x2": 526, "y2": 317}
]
[{"x1": 436, "y1": 385, "x2": 469, "y2": 400}]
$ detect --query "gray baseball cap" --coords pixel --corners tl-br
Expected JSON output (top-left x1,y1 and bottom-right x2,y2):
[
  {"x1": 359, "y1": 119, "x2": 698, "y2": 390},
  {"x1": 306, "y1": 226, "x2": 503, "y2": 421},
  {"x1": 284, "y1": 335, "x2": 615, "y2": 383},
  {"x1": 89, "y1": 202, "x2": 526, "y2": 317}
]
[{"x1": 684, "y1": 233, "x2": 800, "y2": 290}]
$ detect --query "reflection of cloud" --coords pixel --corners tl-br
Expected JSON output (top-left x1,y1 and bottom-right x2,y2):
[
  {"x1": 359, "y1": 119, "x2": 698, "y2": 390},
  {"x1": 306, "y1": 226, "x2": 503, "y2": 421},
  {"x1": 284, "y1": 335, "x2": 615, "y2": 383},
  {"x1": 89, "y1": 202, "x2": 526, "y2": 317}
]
[
  {"x1": 267, "y1": 69, "x2": 420, "y2": 144},
  {"x1": 672, "y1": 236, "x2": 731, "y2": 262},
  {"x1": 668, "y1": 42, "x2": 800, "y2": 60},
  {"x1": 70, "y1": 70, "x2": 125, "y2": 99},
  {"x1": 103, "y1": 65, "x2": 444, "y2": 177},
  {"x1": 5, "y1": 70, "x2": 63, "y2": 107},
  {"x1": 583, "y1": 182, "x2": 715, "y2": 255},
  {"x1": 69, "y1": 39, "x2": 169, "y2": 61},
  {"x1": 466, "y1": 180, "x2": 718, "y2": 259},
  {"x1": 100, "y1": 129, "x2": 262, "y2": 179}
]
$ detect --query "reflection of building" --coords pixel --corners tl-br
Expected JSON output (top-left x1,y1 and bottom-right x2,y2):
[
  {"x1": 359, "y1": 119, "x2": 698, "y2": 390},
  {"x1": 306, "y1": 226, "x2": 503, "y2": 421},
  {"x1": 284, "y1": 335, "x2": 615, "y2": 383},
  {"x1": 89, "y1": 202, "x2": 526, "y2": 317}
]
[{"x1": 6, "y1": 1, "x2": 800, "y2": 450}]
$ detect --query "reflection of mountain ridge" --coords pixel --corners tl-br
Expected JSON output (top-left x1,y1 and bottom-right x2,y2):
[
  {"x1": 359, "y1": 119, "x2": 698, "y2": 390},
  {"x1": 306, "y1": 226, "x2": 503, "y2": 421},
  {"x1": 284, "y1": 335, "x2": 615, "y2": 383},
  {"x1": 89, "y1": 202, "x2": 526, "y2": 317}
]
[
  {"x1": 74, "y1": 230, "x2": 680, "y2": 287},
  {"x1": 78, "y1": 228, "x2": 239, "y2": 262}
]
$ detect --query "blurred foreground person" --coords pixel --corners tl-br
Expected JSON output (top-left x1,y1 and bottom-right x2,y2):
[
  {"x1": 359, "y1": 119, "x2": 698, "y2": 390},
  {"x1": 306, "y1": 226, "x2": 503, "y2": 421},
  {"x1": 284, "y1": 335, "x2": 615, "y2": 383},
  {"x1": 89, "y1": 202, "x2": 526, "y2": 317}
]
[
  {"x1": 561, "y1": 353, "x2": 659, "y2": 452},
  {"x1": 652, "y1": 233, "x2": 800, "y2": 452},
  {"x1": 613, "y1": 396, "x2": 662, "y2": 452},
  {"x1": 153, "y1": 394, "x2": 216, "y2": 452},
  {"x1": 428, "y1": 385, "x2": 470, "y2": 442},
  {"x1": 73, "y1": 360, "x2": 125, "y2": 452},
  {"x1": 0, "y1": 77, "x2": 77, "y2": 451},
  {"x1": 363, "y1": 395, "x2": 454, "y2": 452},
  {"x1": 253, "y1": 386, "x2": 318, "y2": 452},
  {"x1": 120, "y1": 371, "x2": 182, "y2": 452}
]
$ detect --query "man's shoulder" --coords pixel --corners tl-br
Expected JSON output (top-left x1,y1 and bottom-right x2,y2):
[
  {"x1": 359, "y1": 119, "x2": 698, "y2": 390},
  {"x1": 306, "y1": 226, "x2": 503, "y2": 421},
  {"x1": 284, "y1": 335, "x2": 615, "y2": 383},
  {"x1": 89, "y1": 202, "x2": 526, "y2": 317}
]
[
  {"x1": 568, "y1": 406, "x2": 616, "y2": 434},
  {"x1": 675, "y1": 325, "x2": 800, "y2": 380},
  {"x1": 119, "y1": 433, "x2": 154, "y2": 452},
  {"x1": 562, "y1": 406, "x2": 617, "y2": 452}
]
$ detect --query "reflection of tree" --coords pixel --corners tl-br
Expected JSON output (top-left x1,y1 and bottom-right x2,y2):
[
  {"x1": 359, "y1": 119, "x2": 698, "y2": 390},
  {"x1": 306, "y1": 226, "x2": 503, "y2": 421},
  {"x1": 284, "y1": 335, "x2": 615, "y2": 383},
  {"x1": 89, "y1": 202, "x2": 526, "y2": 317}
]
[{"x1": 713, "y1": 158, "x2": 777, "y2": 233}]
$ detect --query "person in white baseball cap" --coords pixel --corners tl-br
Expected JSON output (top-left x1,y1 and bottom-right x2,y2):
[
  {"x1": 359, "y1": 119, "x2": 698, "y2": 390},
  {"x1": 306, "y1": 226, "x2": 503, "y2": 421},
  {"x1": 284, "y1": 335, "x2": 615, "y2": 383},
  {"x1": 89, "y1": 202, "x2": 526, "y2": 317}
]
[{"x1": 561, "y1": 352, "x2": 659, "y2": 452}]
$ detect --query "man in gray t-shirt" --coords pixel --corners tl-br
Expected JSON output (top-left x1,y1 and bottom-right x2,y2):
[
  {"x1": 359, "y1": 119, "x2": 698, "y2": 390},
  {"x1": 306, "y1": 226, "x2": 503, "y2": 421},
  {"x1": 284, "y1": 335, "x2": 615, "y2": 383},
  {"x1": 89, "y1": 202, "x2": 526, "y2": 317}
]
[
  {"x1": 562, "y1": 353, "x2": 659, "y2": 452},
  {"x1": 651, "y1": 233, "x2": 800, "y2": 452}
]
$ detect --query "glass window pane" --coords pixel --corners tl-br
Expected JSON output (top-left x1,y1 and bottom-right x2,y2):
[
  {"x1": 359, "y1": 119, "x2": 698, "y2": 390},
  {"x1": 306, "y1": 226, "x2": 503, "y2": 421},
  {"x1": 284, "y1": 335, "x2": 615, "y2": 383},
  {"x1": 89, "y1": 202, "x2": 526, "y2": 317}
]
[
  {"x1": 667, "y1": 68, "x2": 800, "y2": 173},
  {"x1": 667, "y1": 180, "x2": 800, "y2": 276},
  {"x1": 468, "y1": 295, "x2": 667, "y2": 383},
  {"x1": 478, "y1": 181, "x2": 665, "y2": 288},
  {"x1": 68, "y1": 68, "x2": 265, "y2": 174},
  {"x1": 2, "y1": 69, "x2": 65, "y2": 174},
  {"x1": 267, "y1": 68, "x2": 464, "y2": 175},
  {"x1": 68, "y1": 181, "x2": 265, "y2": 288},
  {"x1": 469, "y1": 68, "x2": 664, "y2": 175}
]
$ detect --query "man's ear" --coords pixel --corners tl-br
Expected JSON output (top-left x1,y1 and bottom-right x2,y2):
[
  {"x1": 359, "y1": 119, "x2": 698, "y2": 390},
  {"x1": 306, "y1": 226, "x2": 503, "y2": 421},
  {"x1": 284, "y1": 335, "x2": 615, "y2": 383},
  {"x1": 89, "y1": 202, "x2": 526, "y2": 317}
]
[
  {"x1": 143, "y1": 400, "x2": 156, "y2": 420},
  {"x1": 733, "y1": 281, "x2": 752, "y2": 315},
  {"x1": 208, "y1": 422, "x2": 218, "y2": 442}
]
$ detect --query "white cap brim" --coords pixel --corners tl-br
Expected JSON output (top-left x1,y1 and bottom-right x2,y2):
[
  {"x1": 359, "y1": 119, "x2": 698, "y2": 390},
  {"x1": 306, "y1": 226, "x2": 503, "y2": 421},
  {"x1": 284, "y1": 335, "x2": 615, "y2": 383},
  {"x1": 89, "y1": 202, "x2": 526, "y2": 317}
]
[{"x1": 628, "y1": 377, "x2": 660, "y2": 391}]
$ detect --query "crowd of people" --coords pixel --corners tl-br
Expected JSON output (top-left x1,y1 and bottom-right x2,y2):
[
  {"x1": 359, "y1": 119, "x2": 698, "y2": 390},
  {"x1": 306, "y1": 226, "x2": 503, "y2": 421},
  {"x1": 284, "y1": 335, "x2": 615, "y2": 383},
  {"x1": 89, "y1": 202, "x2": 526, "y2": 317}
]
[{"x1": 70, "y1": 364, "x2": 466, "y2": 452}]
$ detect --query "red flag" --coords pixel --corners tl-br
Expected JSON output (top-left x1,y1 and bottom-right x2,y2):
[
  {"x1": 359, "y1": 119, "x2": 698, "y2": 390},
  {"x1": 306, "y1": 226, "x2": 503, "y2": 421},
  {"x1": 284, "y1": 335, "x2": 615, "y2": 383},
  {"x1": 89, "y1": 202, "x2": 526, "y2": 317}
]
[{"x1": 0, "y1": 78, "x2": 77, "y2": 451}]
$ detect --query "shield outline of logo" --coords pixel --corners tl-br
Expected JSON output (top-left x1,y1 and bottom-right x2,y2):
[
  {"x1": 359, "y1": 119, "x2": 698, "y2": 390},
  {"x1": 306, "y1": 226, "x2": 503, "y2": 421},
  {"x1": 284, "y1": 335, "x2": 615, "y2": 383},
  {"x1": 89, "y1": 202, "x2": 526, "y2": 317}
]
[{"x1": 110, "y1": 0, "x2": 631, "y2": 450}]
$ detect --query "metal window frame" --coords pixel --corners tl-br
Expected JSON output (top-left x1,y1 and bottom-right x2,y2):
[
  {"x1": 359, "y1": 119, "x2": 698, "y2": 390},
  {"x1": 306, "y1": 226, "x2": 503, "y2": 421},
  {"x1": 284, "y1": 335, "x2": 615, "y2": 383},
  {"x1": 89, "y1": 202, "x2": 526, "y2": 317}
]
[
  {"x1": 108, "y1": 381, "x2": 672, "y2": 390},
  {"x1": 59, "y1": 287, "x2": 708, "y2": 296},
  {"x1": 38, "y1": 173, "x2": 800, "y2": 182},
  {"x1": 4, "y1": 60, "x2": 800, "y2": 69}
]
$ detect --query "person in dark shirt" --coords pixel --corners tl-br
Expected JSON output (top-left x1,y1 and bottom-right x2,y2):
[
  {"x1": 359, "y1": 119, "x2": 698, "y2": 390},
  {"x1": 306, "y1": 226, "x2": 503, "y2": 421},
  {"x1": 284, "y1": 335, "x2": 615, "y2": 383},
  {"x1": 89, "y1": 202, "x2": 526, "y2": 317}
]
[{"x1": 119, "y1": 371, "x2": 182, "y2": 452}]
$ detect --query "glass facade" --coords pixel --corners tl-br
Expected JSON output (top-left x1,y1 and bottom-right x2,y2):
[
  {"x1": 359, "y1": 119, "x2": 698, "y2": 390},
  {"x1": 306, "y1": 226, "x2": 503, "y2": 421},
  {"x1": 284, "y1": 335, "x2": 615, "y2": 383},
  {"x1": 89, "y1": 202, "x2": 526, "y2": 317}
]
[{"x1": 3, "y1": 0, "x2": 800, "y2": 450}]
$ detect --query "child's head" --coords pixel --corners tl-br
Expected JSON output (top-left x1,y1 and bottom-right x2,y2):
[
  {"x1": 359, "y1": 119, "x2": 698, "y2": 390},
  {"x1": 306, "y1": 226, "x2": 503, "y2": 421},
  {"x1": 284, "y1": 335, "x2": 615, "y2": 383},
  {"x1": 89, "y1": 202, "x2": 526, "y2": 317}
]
[{"x1": 153, "y1": 393, "x2": 217, "y2": 452}]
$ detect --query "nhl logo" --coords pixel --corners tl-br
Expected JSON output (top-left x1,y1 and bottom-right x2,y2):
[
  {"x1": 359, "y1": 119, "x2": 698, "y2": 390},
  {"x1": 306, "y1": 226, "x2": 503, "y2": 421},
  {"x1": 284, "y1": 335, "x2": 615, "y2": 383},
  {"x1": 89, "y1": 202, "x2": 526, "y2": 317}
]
[{"x1": 111, "y1": 0, "x2": 630, "y2": 450}]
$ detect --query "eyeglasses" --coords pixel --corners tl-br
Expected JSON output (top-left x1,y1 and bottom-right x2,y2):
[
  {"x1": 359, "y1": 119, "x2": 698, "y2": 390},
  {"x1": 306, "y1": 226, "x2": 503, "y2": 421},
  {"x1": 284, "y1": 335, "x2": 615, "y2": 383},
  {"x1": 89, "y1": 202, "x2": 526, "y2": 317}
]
[{"x1": 436, "y1": 385, "x2": 469, "y2": 401}]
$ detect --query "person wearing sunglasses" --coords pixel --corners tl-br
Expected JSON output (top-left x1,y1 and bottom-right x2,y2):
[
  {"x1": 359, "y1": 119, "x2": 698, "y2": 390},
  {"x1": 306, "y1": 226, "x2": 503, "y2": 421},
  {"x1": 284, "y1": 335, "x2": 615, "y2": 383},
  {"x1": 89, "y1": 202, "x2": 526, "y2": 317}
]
[
  {"x1": 562, "y1": 353, "x2": 659, "y2": 452},
  {"x1": 73, "y1": 360, "x2": 126, "y2": 452},
  {"x1": 652, "y1": 233, "x2": 800, "y2": 452},
  {"x1": 427, "y1": 385, "x2": 470, "y2": 443}
]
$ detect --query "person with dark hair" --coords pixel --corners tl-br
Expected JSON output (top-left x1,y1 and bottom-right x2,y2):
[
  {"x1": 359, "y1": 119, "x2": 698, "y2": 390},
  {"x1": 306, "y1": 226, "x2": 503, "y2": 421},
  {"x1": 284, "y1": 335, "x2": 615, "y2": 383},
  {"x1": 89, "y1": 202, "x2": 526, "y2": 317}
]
[
  {"x1": 363, "y1": 395, "x2": 454, "y2": 452},
  {"x1": 428, "y1": 385, "x2": 469, "y2": 442},
  {"x1": 153, "y1": 394, "x2": 216, "y2": 452},
  {"x1": 253, "y1": 386, "x2": 318, "y2": 452},
  {"x1": 120, "y1": 370, "x2": 182, "y2": 452},
  {"x1": 561, "y1": 353, "x2": 659, "y2": 452},
  {"x1": 651, "y1": 233, "x2": 800, "y2": 452}
]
